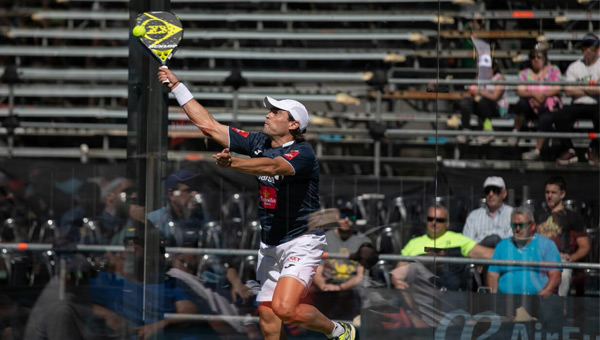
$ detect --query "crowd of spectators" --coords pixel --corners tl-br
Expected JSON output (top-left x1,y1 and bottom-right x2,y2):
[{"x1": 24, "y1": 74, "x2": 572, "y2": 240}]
[
  {"x1": 0, "y1": 1, "x2": 599, "y2": 338},
  {"x1": 0, "y1": 162, "x2": 597, "y2": 338}
]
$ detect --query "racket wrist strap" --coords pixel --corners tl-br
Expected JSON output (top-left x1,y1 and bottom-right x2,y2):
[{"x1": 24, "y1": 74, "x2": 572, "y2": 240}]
[{"x1": 171, "y1": 83, "x2": 194, "y2": 106}]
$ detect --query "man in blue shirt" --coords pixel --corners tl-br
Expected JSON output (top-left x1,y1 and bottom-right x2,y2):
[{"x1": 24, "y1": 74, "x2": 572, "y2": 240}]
[
  {"x1": 487, "y1": 206, "x2": 561, "y2": 295},
  {"x1": 158, "y1": 68, "x2": 355, "y2": 340}
]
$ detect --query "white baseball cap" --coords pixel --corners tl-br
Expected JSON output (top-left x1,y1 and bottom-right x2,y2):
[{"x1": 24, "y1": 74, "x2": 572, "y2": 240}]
[
  {"x1": 263, "y1": 96, "x2": 309, "y2": 131},
  {"x1": 483, "y1": 176, "x2": 505, "y2": 189}
]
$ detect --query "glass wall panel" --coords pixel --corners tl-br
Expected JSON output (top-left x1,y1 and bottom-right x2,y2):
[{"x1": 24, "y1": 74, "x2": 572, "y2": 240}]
[{"x1": 0, "y1": 1, "x2": 598, "y2": 339}]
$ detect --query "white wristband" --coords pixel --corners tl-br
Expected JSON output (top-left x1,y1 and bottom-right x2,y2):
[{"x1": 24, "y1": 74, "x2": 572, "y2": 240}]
[{"x1": 171, "y1": 83, "x2": 194, "y2": 106}]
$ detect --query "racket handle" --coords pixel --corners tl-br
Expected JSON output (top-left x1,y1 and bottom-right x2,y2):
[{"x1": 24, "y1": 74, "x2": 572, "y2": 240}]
[{"x1": 161, "y1": 65, "x2": 170, "y2": 84}]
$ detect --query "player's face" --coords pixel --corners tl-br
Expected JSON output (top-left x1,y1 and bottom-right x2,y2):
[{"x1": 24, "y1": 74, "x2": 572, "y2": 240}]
[
  {"x1": 426, "y1": 207, "x2": 448, "y2": 239},
  {"x1": 545, "y1": 184, "x2": 565, "y2": 210},
  {"x1": 511, "y1": 213, "x2": 534, "y2": 240},
  {"x1": 263, "y1": 107, "x2": 296, "y2": 138}
]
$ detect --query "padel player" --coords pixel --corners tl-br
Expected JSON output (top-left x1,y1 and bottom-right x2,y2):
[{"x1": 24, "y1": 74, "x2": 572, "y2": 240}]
[{"x1": 158, "y1": 68, "x2": 356, "y2": 340}]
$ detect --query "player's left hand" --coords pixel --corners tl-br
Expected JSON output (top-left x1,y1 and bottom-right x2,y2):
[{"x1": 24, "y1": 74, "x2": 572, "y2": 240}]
[{"x1": 213, "y1": 148, "x2": 233, "y2": 168}]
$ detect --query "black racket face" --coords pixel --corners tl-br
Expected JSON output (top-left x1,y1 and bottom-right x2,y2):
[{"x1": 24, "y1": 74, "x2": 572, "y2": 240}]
[{"x1": 135, "y1": 11, "x2": 183, "y2": 64}]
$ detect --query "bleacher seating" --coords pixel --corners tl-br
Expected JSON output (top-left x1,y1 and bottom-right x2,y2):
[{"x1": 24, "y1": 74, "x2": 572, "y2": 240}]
[{"x1": 0, "y1": 0, "x2": 598, "y2": 169}]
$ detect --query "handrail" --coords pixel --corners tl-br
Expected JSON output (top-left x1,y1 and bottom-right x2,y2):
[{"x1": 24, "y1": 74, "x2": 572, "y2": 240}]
[
  {"x1": 0, "y1": 46, "x2": 402, "y2": 61},
  {"x1": 1, "y1": 242, "x2": 599, "y2": 270},
  {"x1": 0, "y1": 85, "x2": 361, "y2": 104},
  {"x1": 32, "y1": 10, "x2": 453, "y2": 23},
  {"x1": 57, "y1": 0, "x2": 461, "y2": 3},
  {"x1": 0, "y1": 45, "x2": 586, "y2": 62},
  {"x1": 9, "y1": 67, "x2": 370, "y2": 82},
  {"x1": 9, "y1": 67, "x2": 600, "y2": 86},
  {"x1": 1, "y1": 120, "x2": 595, "y2": 137},
  {"x1": 30, "y1": 9, "x2": 600, "y2": 22},
  {"x1": 6, "y1": 28, "x2": 436, "y2": 41}
]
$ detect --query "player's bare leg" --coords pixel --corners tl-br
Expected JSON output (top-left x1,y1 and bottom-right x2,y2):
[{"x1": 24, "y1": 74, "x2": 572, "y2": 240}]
[
  {"x1": 258, "y1": 302, "x2": 287, "y2": 340},
  {"x1": 270, "y1": 276, "x2": 335, "y2": 334}
]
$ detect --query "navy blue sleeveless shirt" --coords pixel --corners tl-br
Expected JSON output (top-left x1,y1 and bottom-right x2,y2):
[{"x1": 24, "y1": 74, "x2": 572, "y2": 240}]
[{"x1": 228, "y1": 127, "x2": 321, "y2": 246}]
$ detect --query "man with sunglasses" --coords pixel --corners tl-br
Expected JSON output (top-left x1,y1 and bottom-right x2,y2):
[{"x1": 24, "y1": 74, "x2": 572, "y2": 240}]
[
  {"x1": 392, "y1": 205, "x2": 493, "y2": 291},
  {"x1": 487, "y1": 206, "x2": 561, "y2": 296},
  {"x1": 462, "y1": 176, "x2": 513, "y2": 244},
  {"x1": 147, "y1": 170, "x2": 209, "y2": 240},
  {"x1": 553, "y1": 33, "x2": 600, "y2": 165},
  {"x1": 313, "y1": 201, "x2": 372, "y2": 320}
]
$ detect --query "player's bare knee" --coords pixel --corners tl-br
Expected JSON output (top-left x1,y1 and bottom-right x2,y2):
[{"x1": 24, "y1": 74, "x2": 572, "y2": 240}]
[{"x1": 271, "y1": 301, "x2": 296, "y2": 322}]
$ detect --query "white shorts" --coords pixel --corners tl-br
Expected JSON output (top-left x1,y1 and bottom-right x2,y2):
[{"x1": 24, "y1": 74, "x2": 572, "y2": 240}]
[{"x1": 255, "y1": 233, "x2": 326, "y2": 302}]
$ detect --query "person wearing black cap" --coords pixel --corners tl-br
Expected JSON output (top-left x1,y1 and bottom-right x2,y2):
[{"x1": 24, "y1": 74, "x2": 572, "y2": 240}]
[
  {"x1": 158, "y1": 68, "x2": 356, "y2": 340},
  {"x1": 312, "y1": 202, "x2": 371, "y2": 320},
  {"x1": 553, "y1": 33, "x2": 600, "y2": 165},
  {"x1": 147, "y1": 169, "x2": 209, "y2": 240}
]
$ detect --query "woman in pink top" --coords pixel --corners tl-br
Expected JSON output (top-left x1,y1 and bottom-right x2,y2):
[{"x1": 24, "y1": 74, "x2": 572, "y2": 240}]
[{"x1": 513, "y1": 44, "x2": 563, "y2": 160}]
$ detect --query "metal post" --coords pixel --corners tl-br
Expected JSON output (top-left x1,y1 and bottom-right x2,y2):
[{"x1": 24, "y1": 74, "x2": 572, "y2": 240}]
[
  {"x1": 128, "y1": 0, "x2": 170, "y2": 328},
  {"x1": 374, "y1": 90, "x2": 382, "y2": 177}
]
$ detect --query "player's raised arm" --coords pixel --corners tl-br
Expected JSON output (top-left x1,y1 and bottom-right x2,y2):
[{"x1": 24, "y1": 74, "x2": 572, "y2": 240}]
[{"x1": 158, "y1": 67, "x2": 229, "y2": 147}]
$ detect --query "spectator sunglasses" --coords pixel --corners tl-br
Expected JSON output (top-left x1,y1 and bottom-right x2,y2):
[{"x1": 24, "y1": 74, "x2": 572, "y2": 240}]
[
  {"x1": 484, "y1": 186, "x2": 502, "y2": 195},
  {"x1": 426, "y1": 216, "x2": 447, "y2": 223},
  {"x1": 510, "y1": 221, "x2": 532, "y2": 229},
  {"x1": 340, "y1": 212, "x2": 357, "y2": 221}
]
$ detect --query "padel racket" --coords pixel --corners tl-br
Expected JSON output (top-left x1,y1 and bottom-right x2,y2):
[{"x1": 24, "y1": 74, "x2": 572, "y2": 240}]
[{"x1": 134, "y1": 11, "x2": 183, "y2": 83}]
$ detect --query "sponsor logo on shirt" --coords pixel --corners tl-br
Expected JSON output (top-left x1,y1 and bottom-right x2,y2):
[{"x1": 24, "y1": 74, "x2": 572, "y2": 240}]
[
  {"x1": 283, "y1": 150, "x2": 299, "y2": 160},
  {"x1": 232, "y1": 127, "x2": 249, "y2": 138},
  {"x1": 260, "y1": 185, "x2": 277, "y2": 209},
  {"x1": 258, "y1": 175, "x2": 281, "y2": 183},
  {"x1": 287, "y1": 256, "x2": 301, "y2": 263}
]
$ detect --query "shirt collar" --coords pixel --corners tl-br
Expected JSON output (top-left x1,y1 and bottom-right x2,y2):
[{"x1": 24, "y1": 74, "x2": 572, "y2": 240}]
[{"x1": 486, "y1": 203, "x2": 505, "y2": 214}]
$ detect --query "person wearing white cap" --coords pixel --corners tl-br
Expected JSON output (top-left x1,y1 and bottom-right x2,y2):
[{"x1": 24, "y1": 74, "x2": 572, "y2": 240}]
[
  {"x1": 158, "y1": 68, "x2": 356, "y2": 340},
  {"x1": 462, "y1": 176, "x2": 514, "y2": 243}
]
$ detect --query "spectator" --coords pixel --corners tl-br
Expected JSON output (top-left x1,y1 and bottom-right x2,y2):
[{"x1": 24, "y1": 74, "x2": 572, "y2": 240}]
[
  {"x1": 97, "y1": 178, "x2": 132, "y2": 244},
  {"x1": 146, "y1": 169, "x2": 212, "y2": 242},
  {"x1": 487, "y1": 206, "x2": 562, "y2": 296},
  {"x1": 391, "y1": 204, "x2": 493, "y2": 291},
  {"x1": 457, "y1": 62, "x2": 509, "y2": 144},
  {"x1": 58, "y1": 181, "x2": 103, "y2": 244},
  {"x1": 91, "y1": 227, "x2": 199, "y2": 340},
  {"x1": 23, "y1": 254, "x2": 103, "y2": 340},
  {"x1": 313, "y1": 202, "x2": 372, "y2": 320},
  {"x1": 535, "y1": 176, "x2": 590, "y2": 296},
  {"x1": 168, "y1": 252, "x2": 261, "y2": 339},
  {"x1": 462, "y1": 176, "x2": 513, "y2": 243},
  {"x1": 511, "y1": 43, "x2": 563, "y2": 160},
  {"x1": 553, "y1": 33, "x2": 600, "y2": 165}
]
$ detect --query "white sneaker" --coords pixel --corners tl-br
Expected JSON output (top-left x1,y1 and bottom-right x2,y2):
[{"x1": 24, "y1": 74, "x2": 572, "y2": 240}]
[
  {"x1": 522, "y1": 149, "x2": 540, "y2": 160},
  {"x1": 507, "y1": 129, "x2": 519, "y2": 147},
  {"x1": 476, "y1": 135, "x2": 494, "y2": 144}
]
